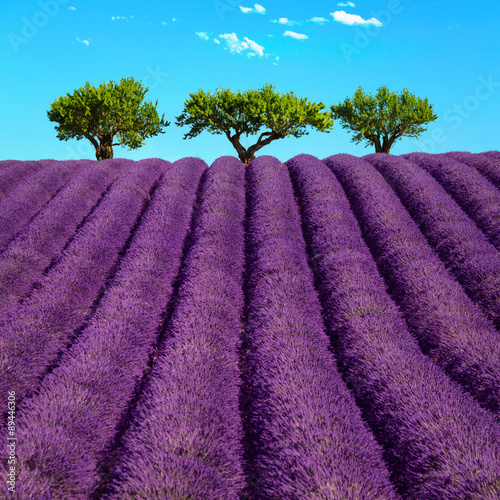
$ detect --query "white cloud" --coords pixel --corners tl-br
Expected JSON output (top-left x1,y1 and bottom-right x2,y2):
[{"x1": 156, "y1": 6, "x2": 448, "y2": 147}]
[
  {"x1": 68, "y1": 6, "x2": 76, "y2": 10},
  {"x1": 331, "y1": 10, "x2": 382, "y2": 27},
  {"x1": 76, "y1": 37, "x2": 90, "y2": 46},
  {"x1": 267, "y1": 34, "x2": 274, "y2": 37},
  {"x1": 172, "y1": 18, "x2": 177, "y2": 22},
  {"x1": 196, "y1": 32, "x2": 210, "y2": 40},
  {"x1": 244, "y1": 36, "x2": 264, "y2": 57},
  {"x1": 161, "y1": 21, "x2": 167, "y2": 25},
  {"x1": 240, "y1": 4, "x2": 266, "y2": 14},
  {"x1": 337, "y1": 2, "x2": 355, "y2": 7},
  {"x1": 214, "y1": 38, "x2": 220, "y2": 44},
  {"x1": 217, "y1": 33, "x2": 265, "y2": 57},
  {"x1": 308, "y1": 17, "x2": 329, "y2": 24},
  {"x1": 283, "y1": 30, "x2": 308, "y2": 40},
  {"x1": 270, "y1": 17, "x2": 301, "y2": 26},
  {"x1": 111, "y1": 16, "x2": 128, "y2": 21}
]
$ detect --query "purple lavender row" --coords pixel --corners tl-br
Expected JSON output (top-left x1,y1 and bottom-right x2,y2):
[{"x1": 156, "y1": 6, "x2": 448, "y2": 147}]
[
  {"x1": 243, "y1": 155, "x2": 398, "y2": 499},
  {"x1": 327, "y1": 153, "x2": 500, "y2": 414},
  {"x1": 485, "y1": 151, "x2": 500, "y2": 161},
  {"x1": 0, "y1": 162, "x2": 122, "y2": 325},
  {"x1": 104, "y1": 156, "x2": 247, "y2": 499},
  {"x1": 0, "y1": 161, "x2": 83, "y2": 251},
  {"x1": 405, "y1": 152, "x2": 500, "y2": 251},
  {"x1": 306, "y1": 154, "x2": 500, "y2": 498},
  {"x1": 365, "y1": 153, "x2": 500, "y2": 332},
  {"x1": 3, "y1": 158, "x2": 206, "y2": 499},
  {"x1": 0, "y1": 160, "x2": 54, "y2": 201},
  {"x1": 445, "y1": 151, "x2": 500, "y2": 190},
  {"x1": 0, "y1": 159, "x2": 167, "y2": 404}
]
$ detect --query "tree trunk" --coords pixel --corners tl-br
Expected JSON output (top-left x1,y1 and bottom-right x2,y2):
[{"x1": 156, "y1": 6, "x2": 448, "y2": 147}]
[
  {"x1": 96, "y1": 137, "x2": 114, "y2": 161},
  {"x1": 240, "y1": 151, "x2": 256, "y2": 165},
  {"x1": 375, "y1": 138, "x2": 392, "y2": 154}
]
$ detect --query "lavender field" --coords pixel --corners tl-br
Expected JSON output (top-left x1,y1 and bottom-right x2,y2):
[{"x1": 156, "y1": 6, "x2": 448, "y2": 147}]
[{"x1": 1, "y1": 152, "x2": 500, "y2": 499}]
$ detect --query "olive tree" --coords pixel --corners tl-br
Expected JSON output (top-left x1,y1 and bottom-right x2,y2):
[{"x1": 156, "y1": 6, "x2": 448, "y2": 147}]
[
  {"x1": 331, "y1": 86, "x2": 438, "y2": 154},
  {"x1": 47, "y1": 77, "x2": 169, "y2": 160},
  {"x1": 176, "y1": 83, "x2": 334, "y2": 164}
]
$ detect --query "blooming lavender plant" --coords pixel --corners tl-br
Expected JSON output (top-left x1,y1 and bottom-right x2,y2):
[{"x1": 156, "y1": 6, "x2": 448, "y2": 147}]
[
  {"x1": 405, "y1": 152, "x2": 500, "y2": 251},
  {"x1": 0, "y1": 158, "x2": 206, "y2": 499},
  {"x1": 290, "y1": 153, "x2": 500, "y2": 498},
  {"x1": 103, "y1": 156, "x2": 247, "y2": 499},
  {"x1": 0, "y1": 159, "x2": 167, "y2": 404},
  {"x1": 242, "y1": 155, "x2": 399, "y2": 499},
  {"x1": 0, "y1": 162, "x2": 121, "y2": 325}
]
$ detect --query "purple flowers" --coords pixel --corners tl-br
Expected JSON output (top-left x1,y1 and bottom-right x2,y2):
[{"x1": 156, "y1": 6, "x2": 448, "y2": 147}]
[
  {"x1": 1, "y1": 153, "x2": 500, "y2": 498},
  {"x1": 243, "y1": 155, "x2": 398, "y2": 499}
]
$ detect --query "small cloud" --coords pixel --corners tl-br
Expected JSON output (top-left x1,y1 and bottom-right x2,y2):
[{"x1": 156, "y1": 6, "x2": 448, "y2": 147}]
[
  {"x1": 240, "y1": 4, "x2": 266, "y2": 14},
  {"x1": 214, "y1": 38, "x2": 220, "y2": 44},
  {"x1": 161, "y1": 21, "x2": 167, "y2": 25},
  {"x1": 337, "y1": 2, "x2": 355, "y2": 7},
  {"x1": 271, "y1": 17, "x2": 301, "y2": 26},
  {"x1": 331, "y1": 10, "x2": 382, "y2": 27},
  {"x1": 267, "y1": 34, "x2": 274, "y2": 37},
  {"x1": 76, "y1": 37, "x2": 90, "y2": 46},
  {"x1": 283, "y1": 30, "x2": 308, "y2": 40},
  {"x1": 447, "y1": 24, "x2": 461, "y2": 30},
  {"x1": 308, "y1": 17, "x2": 329, "y2": 25},
  {"x1": 196, "y1": 32, "x2": 210, "y2": 40},
  {"x1": 217, "y1": 32, "x2": 265, "y2": 57},
  {"x1": 111, "y1": 16, "x2": 128, "y2": 21},
  {"x1": 172, "y1": 18, "x2": 177, "y2": 22},
  {"x1": 68, "y1": 6, "x2": 76, "y2": 10}
]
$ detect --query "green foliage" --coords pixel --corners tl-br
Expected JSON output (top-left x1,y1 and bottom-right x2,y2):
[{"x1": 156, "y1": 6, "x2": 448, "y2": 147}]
[
  {"x1": 47, "y1": 77, "x2": 169, "y2": 158},
  {"x1": 176, "y1": 83, "x2": 334, "y2": 163},
  {"x1": 331, "y1": 86, "x2": 438, "y2": 153}
]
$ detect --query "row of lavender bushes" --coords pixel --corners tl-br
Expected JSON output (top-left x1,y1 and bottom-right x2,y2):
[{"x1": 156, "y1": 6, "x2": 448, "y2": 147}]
[
  {"x1": 103, "y1": 157, "x2": 248, "y2": 499},
  {"x1": 0, "y1": 162, "x2": 122, "y2": 326},
  {"x1": 358, "y1": 154, "x2": 500, "y2": 413},
  {"x1": 243, "y1": 155, "x2": 398, "y2": 499},
  {"x1": 289, "y1": 153, "x2": 500, "y2": 499},
  {"x1": 0, "y1": 159, "x2": 167, "y2": 402},
  {"x1": 1, "y1": 158, "x2": 206, "y2": 498}
]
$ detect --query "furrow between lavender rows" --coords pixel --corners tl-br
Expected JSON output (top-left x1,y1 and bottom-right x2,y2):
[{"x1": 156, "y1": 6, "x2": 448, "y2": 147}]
[
  {"x1": 103, "y1": 157, "x2": 247, "y2": 500},
  {"x1": 365, "y1": 153, "x2": 500, "y2": 331},
  {"x1": 0, "y1": 161, "x2": 82, "y2": 251},
  {"x1": 290, "y1": 154, "x2": 500, "y2": 499},
  {"x1": 242, "y1": 155, "x2": 398, "y2": 499},
  {"x1": 405, "y1": 152, "x2": 500, "y2": 250},
  {"x1": 0, "y1": 160, "x2": 55, "y2": 202},
  {"x1": 0, "y1": 159, "x2": 206, "y2": 500},
  {"x1": 0, "y1": 163, "x2": 123, "y2": 326},
  {"x1": 446, "y1": 152, "x2": 500, "y2": 190},
  {"x1": 0, "y1": 159, "x2": 168, "y2": 406},
  {"x1": 335, "y1": 154, "x2": 500, "y2": 414}
]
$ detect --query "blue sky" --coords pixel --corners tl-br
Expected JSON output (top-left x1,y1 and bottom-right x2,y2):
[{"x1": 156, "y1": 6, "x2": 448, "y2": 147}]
[{"x1": 2, "y1": 0, "x2": 499, "y2": 163}]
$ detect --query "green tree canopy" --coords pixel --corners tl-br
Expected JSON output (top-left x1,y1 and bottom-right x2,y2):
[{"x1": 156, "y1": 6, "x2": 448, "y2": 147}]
[
  {"x1": 47, "y1": 77, "x2": 169, "y2": 160},
  {"x1": 331, "y1": 86, "x2": 438, "y2": 154},
  {"x1": 175, "y1": 83, "x2": 334, "y2": 164}
]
